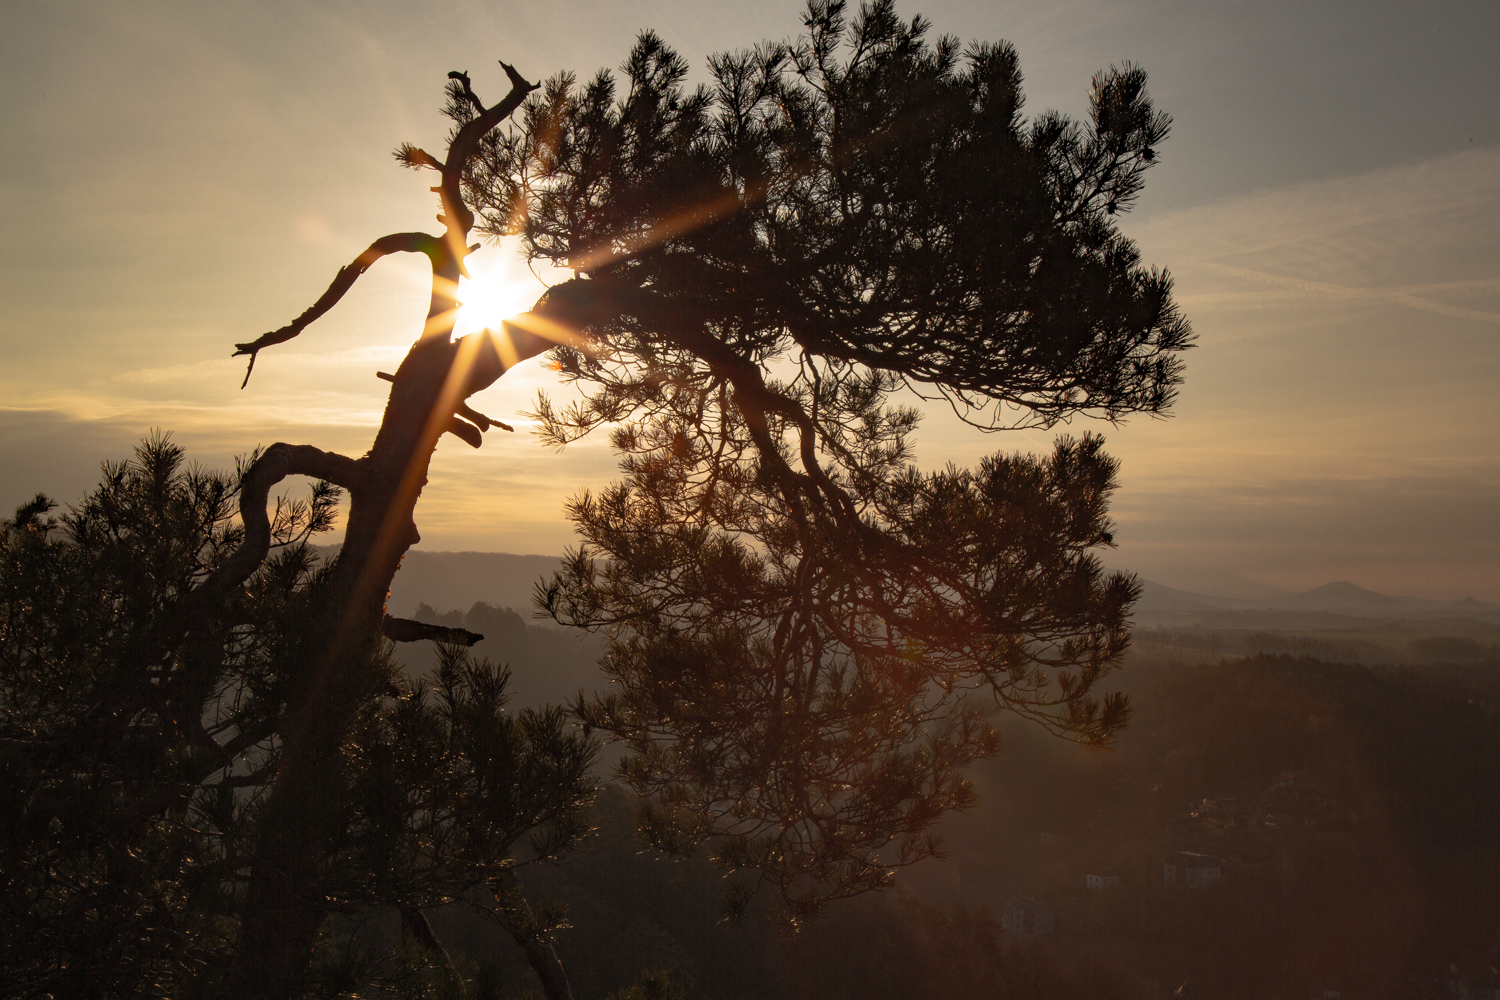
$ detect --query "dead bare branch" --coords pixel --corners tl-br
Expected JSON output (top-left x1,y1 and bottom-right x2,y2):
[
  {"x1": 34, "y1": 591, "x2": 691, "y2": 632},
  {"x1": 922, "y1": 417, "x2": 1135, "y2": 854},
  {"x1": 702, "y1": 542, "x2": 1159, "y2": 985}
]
[
  {"x1": 437, "y1": 66, "x2": 538, "y2": 238},
  {"x1": 232, "y1": 232, "x2": 442, "y2": 387},
  {"x1": 381, "y1": 616, "x2": 483, "y2": 646},
  {"x1": 458, "y1": 401, "x2": 513, "y2": 432}
]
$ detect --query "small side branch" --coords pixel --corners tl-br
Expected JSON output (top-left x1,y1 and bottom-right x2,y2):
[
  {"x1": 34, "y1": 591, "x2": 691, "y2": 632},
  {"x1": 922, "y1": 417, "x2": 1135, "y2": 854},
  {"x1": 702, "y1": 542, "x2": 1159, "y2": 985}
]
[
  {"x1": 382, "y1": 616, "x2": 483, "y2": 646},
  {"x1": 192, "y1": 444, "x2": 364, "y2": 607},
  {"x1": 376, "y1": 373, "x2": 513, "y2": 434},
  {"x1": 445, "y1": 416, "x2": 484, "y2": 449},
  {"x1": 394, "y1": 143, "x2": 445, "y2": 171},
  {"x1": 459, "y1": 401, "x2": 513, "y2": 433},
  {"x1": 446, "y1": 71, "x2": 487, "y2": 114},
  {"x1": 233, "y1": 232, "x2": 442, "y2": 387}
]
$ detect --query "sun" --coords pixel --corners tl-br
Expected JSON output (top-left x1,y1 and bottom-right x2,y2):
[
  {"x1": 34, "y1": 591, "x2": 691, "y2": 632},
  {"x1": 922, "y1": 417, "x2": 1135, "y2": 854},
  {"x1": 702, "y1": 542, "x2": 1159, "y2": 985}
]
[{"x1": 454, "y1": 250, "x2": 543, "y2": 336}]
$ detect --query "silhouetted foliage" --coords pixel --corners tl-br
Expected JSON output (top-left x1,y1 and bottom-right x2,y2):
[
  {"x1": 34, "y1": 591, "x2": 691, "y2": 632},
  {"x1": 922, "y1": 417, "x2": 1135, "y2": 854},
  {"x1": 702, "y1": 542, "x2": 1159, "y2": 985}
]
[
  {"x1": 475, "y1": 2, "x2": 1186, "y2": 428},
  {"x1": 0, "y1": 438, "x2": 596, "y2": 998},
  {"x1": 463, "y1": 0, "x2": 1187, "y2": 916},
  {"x1": 4, "y1": 0, "x2": 1189, "y2": 988},
  {"x1": 545, "y1": 434, "x2": 1135, "y2": 917}
]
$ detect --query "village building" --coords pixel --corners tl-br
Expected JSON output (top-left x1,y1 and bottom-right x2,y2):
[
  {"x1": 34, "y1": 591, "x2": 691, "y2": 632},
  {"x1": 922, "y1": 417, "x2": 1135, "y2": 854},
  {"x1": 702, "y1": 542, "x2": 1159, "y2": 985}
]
[
  {"x1": 1085, "y1": 867, "x2": 1120, "y2": 890},
  {"x1": 1163, "y1": 851, "x2": 1222, "y2": 889},
  {"x1": 1001, "y1": 897, "x2": 1056, "y2": 936}
]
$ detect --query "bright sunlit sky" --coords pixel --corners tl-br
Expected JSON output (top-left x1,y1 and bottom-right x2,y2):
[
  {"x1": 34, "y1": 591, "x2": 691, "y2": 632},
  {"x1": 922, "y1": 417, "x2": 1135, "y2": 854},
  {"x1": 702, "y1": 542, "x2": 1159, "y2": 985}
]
[{"x1": 2, "y1": 0, "x2": 1497, "y2": 599}]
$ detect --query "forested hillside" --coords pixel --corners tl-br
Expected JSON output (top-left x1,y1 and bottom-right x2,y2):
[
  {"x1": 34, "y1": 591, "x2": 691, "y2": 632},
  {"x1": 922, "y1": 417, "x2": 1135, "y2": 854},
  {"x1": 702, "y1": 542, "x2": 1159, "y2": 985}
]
[
  {"x1": 396, "y1": 591, "x2": 1500, "y2": 999},
  {"x1": 397, "y1": 601, "x2": 605, "y2": 712}
]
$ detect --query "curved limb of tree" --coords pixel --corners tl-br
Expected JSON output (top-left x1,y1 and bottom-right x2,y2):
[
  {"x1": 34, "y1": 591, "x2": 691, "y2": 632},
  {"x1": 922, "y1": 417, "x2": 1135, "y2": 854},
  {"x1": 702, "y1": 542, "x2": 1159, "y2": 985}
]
[
  {"x1": 522, "y1": 279, "x2": 857, "y2": 533},
  {"x1": 232, "y1": 232, "x2": 442, "y2": 387},
  {"x1": 192, "y1": 443, "x2": 364, "y2": 608}
]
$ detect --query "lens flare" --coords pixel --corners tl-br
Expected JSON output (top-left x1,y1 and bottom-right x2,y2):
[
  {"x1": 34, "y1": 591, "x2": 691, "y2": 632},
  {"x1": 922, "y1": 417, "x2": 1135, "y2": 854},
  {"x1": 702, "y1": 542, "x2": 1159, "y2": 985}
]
[{"x1": 454, "y1": 252, "x2": 543, "y2": 336}]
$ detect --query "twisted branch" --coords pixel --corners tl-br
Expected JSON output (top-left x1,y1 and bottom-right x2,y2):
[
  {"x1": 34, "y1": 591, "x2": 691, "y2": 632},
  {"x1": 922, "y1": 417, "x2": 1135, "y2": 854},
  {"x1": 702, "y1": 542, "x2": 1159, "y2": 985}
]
[
  {"x1": 233, "y1": 232, "x2": 442, "y2": 387},
  {"x1": 490, "y1": 869, "x2": 576, "y2": 1000},
  {"x1": 192, "y1": 444, "x2": 365, "y2": 607},
  {"x1": 400, "y1": 906, "x2": 455, "y2": 969},
  {"x1": 445, "y1": 417, "x2": 484, "y2": 449}
]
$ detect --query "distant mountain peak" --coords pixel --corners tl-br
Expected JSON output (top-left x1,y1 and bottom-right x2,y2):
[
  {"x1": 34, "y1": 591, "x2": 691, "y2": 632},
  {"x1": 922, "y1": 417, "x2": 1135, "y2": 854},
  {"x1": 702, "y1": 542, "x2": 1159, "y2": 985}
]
[
  {"x1": 1297, "y1": 581, "x2": 1386, "y2": 599},
  {"x1": 1133, "y1": 576, "x2": 1500, "y2": 628}
]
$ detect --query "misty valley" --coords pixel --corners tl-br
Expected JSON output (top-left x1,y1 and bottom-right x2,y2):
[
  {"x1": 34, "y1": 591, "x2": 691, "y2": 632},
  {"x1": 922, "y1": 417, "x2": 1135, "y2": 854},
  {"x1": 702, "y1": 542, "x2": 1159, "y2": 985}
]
[{"x1": 378, "y1": 554, "x2": 1500, "y2": 1000}]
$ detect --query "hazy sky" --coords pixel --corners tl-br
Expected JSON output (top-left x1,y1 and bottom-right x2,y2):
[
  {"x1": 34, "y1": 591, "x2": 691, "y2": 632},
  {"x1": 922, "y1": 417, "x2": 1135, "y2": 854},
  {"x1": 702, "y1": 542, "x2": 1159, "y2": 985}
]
[{"x1": 2, "y1": 0, "x2": 1497, "y2": 599}]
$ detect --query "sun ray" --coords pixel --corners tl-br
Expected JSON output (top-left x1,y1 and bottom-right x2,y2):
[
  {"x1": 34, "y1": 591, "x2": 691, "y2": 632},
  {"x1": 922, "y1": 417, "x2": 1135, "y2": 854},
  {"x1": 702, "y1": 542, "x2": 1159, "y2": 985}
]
[
  {"x1": 454, "y1": 248, "x2": 546, "y2": 336},
  {"x1": 501, "y1": 312, "x2": 586, "y2": 350}
]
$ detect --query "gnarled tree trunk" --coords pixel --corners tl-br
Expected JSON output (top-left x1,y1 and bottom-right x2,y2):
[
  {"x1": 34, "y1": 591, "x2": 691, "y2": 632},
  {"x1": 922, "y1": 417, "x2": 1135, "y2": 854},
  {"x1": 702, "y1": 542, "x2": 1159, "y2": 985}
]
[{"x1": 208, "y1": 65, "x2": 562, "y2": 998}]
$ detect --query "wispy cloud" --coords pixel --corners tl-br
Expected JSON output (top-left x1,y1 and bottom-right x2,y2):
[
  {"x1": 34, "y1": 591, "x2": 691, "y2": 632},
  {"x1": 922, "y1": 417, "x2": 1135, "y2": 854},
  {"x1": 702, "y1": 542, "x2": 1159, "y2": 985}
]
[
  {"x1": 1196, "y1": 263, "x2": 1500, "y2": 327},
  {"x1": 115, "y1": 344, "x2": 413, "y2": 385}
]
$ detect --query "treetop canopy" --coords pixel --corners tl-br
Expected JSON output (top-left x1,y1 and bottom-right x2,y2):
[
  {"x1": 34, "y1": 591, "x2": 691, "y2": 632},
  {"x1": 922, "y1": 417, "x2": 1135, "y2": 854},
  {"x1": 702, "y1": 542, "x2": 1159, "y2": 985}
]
[{"x1": 465, "y1": 0, "x2": 1189, "y2": 435}]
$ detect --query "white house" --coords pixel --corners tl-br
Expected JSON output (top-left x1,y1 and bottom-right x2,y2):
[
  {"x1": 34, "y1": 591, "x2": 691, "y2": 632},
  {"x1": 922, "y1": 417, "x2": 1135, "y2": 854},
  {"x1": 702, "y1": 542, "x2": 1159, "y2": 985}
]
[{"x1": 1085, "y1": 867, "x2": 1120, "y2": 890}]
